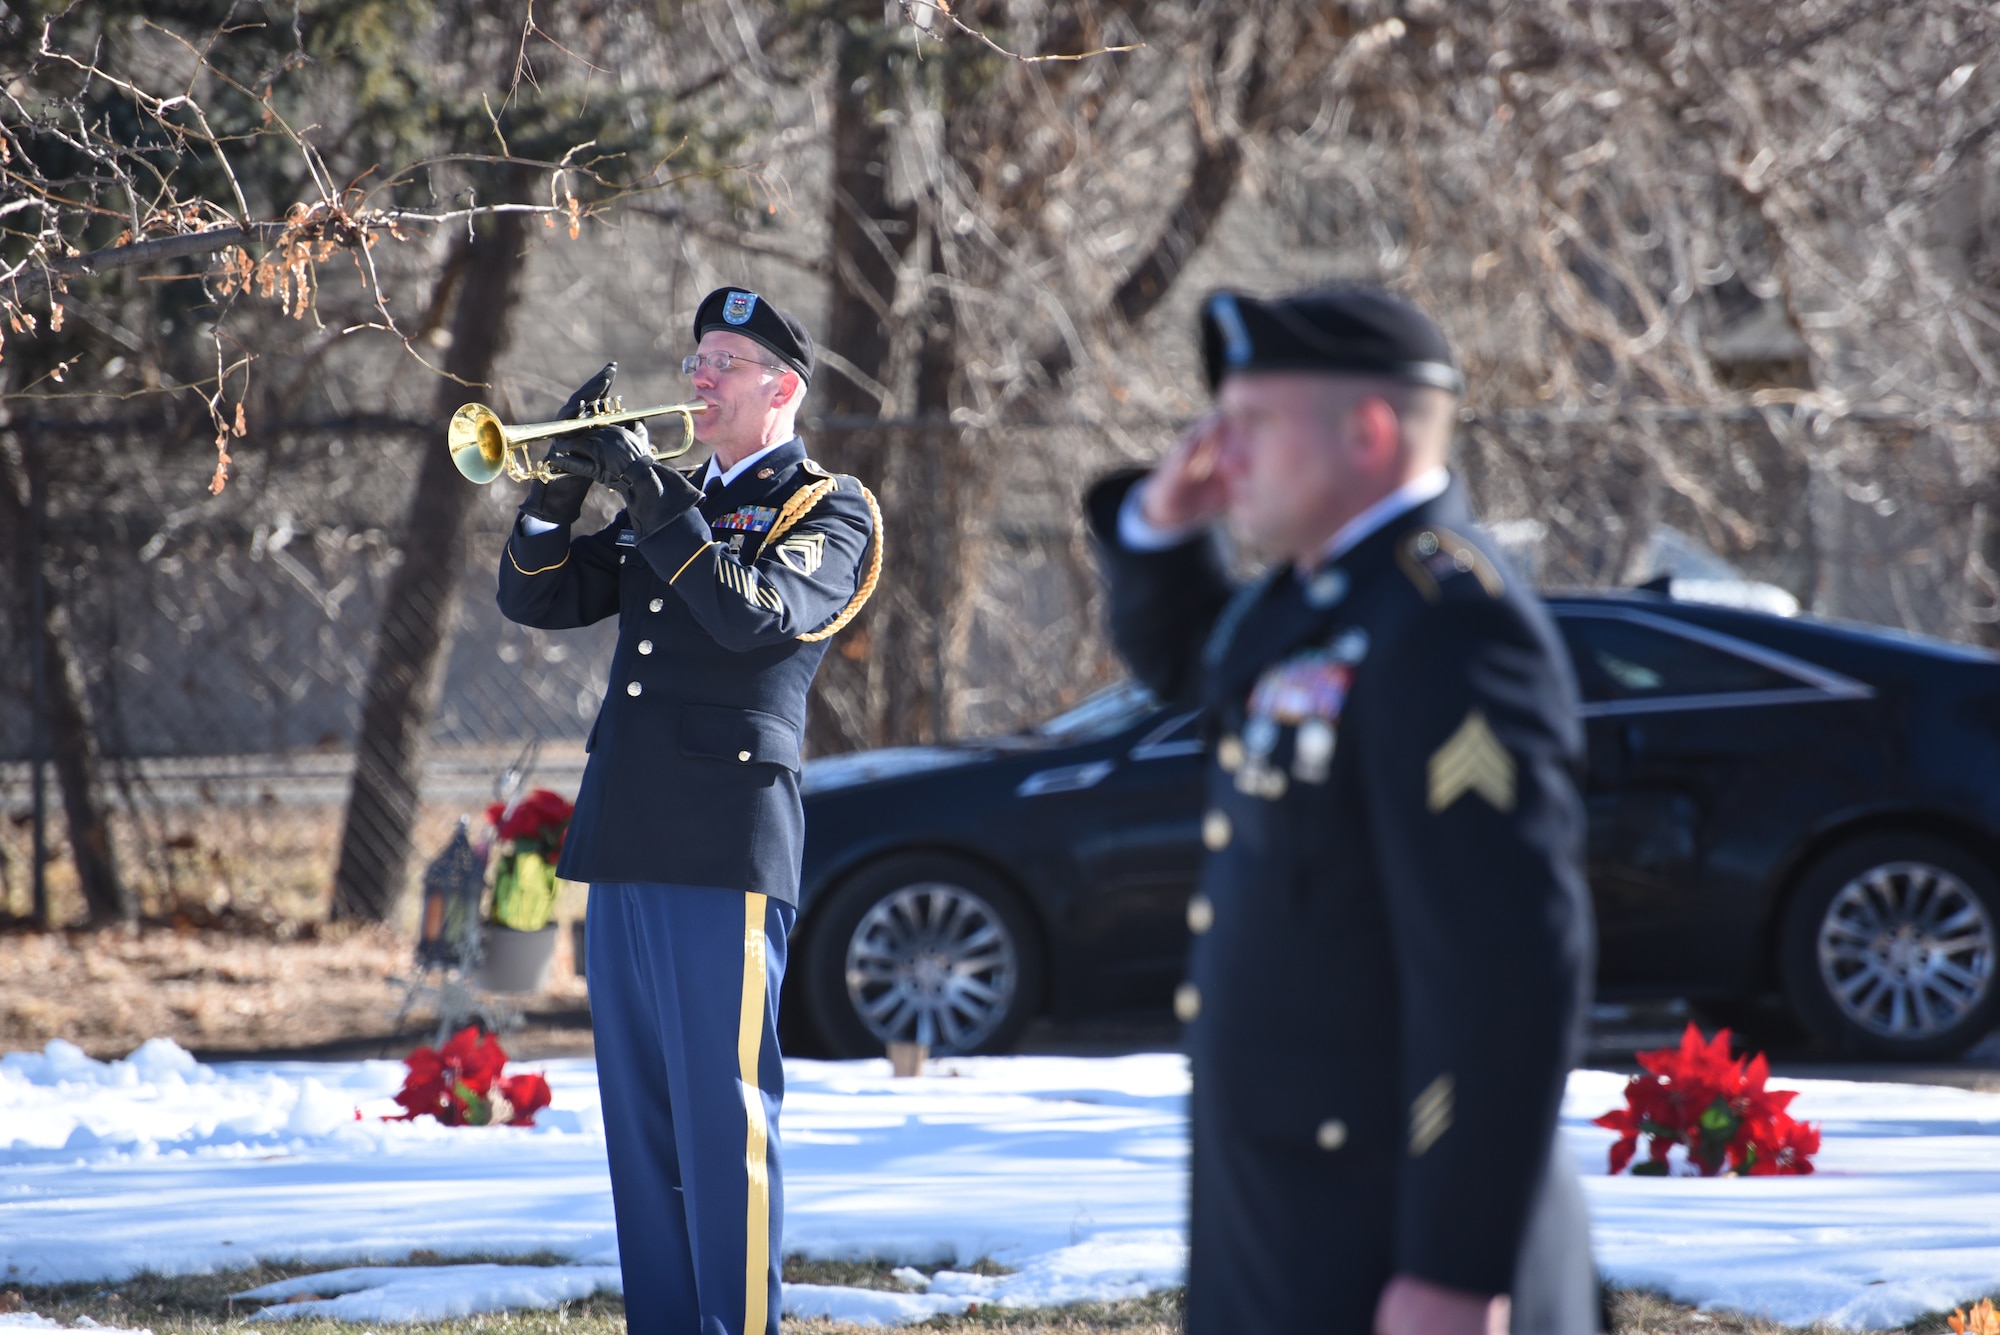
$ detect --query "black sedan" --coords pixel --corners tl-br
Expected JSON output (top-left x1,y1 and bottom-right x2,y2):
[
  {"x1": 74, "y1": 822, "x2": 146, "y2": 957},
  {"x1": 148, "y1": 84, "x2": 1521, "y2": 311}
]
[{"x1": 787, "y1": 588, "x2": 2000, "y2": 1061}]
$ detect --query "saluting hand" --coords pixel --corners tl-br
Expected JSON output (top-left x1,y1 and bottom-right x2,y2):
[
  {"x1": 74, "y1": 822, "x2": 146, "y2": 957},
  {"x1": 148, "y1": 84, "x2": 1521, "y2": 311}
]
[{"x1": 1139, "y1": 410, "x2": 1228, "y2": 532}]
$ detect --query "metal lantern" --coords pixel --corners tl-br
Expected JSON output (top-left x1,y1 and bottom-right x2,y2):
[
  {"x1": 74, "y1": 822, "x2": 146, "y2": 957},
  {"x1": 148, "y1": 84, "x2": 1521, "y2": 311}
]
[{"x1": 416, "y1": 817, "x2": 486, "y2": 970}]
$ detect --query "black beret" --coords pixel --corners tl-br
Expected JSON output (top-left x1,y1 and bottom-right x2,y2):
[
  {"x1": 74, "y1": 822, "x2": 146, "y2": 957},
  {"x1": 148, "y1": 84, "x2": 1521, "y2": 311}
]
[
  {"x1": 1199, "y1": 287, "x2": 1462, "y2": 395},
  {"x1": 692, "y1": 287, "x2": 815, "y2": 384}
]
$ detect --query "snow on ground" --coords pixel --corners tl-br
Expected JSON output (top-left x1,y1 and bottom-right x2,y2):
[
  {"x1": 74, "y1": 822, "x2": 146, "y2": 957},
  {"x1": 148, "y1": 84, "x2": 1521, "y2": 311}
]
[{"x1": 6, "y1": 1041, "x2": 2000, "y2": 1329}]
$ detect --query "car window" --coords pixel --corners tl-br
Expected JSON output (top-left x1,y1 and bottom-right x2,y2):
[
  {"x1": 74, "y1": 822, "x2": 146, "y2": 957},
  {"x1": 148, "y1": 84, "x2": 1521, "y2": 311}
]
[
  {"x1": 1032, "y1": 680, "x2": 1161, "y2": 743},
  {"x1": 1559, "y1": 616, "x2": 1799, "y2": 703}
]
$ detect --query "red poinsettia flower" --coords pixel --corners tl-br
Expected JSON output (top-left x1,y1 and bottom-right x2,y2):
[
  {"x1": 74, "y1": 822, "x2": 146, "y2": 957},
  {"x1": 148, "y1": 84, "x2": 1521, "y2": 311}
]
[
  {"x1": 388, "y1": 1044, "x2": 465, "y2": 1124},
  {"x1": 497, "y1": 1072, "x2": 554, "y2": 1126},
  {"x1": 486, "y1": 789, "x2": 575, "y2": 850},
  {"x1": 1594, "y1": 1023, "x2": 1819, "y2": 1177},
  {"x1": 385, "y1": 1026, "x2": 550, "y2": 1127},
  {"x1": 439, "y1": 1025, "x2": 508, "y2": 1094}
]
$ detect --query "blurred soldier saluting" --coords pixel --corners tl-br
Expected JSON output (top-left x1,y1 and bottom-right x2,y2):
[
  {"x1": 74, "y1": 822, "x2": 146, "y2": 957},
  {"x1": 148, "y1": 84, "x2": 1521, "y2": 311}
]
[
  {"x1": 1086, "y1": 288, "x2": 1597, "y2": 1335},
  {"x1": 496, "y1": 287, "x2": 880, "y2": 1335}
]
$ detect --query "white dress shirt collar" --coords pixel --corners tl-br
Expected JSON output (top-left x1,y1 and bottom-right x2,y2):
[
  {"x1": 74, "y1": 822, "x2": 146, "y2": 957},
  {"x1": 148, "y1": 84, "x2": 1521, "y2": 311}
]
[
  {"x1": 701, "y1": 436, "x2": 796, "y2": 490},
  {"x1": 1315, "y1": 467, "x2": 1451, "y2": 567}
]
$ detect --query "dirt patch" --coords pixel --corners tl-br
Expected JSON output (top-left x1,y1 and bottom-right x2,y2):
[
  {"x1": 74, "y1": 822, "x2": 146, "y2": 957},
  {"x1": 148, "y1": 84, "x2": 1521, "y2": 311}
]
[{"x1": 0, "y1": 923, "x2": 591, "y2": 1061}]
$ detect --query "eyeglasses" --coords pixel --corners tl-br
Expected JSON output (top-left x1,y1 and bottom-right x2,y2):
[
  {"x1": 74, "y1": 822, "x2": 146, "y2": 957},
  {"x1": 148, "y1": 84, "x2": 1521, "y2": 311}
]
[{"x1": 681, "y1": 351, "x2": 787, "y2": 376}]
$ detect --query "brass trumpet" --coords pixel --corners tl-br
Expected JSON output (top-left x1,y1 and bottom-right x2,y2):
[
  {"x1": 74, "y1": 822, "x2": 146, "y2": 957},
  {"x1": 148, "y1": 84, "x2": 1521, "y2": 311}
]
[{"x1": 447, "y1": 398, "x2": 708, "y2": 485}]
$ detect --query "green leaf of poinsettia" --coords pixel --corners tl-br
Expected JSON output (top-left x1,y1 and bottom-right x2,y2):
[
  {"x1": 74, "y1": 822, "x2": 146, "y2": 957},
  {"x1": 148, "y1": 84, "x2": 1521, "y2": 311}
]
[{"x1": 456, "y1": 1081, "x2": 491, "y2": 1126}]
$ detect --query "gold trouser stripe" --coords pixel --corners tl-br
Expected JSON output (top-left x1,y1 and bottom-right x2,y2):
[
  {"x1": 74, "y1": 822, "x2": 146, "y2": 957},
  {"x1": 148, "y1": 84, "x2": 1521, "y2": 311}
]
[
  {"x1": 669, "y1": 542, "x2": 714, "y2": 585},
  {"x1": 507, "y1": 544, "x2": 569, "y2": 576},
  {"x1": 737, "y1": 892, "x2": 772, "y2": 1335}
]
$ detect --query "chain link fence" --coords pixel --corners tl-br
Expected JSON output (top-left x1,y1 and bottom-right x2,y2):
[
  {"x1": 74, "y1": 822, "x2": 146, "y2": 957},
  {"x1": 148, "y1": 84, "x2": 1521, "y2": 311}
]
[
  {"x1": 0, "y1": 418, "x2": 612, "y2": 928},
  {"x1": 3, "y1": 404, "x2": 1994, "y2": 928}
]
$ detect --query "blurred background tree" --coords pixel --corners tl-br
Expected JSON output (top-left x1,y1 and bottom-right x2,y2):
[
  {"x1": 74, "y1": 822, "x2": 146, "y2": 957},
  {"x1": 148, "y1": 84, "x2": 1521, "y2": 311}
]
[{"x1": 3, "y1": 0, "x2": 1997, "y2": 932}]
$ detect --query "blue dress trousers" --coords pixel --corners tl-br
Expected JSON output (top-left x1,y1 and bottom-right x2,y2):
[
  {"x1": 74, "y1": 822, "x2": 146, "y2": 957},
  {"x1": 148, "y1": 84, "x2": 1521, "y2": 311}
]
[
  {"x1": 587, "y1": 882, "x2": 795, "y2": 1335},
  {"x1": 497, "y1": 436, "x2": 877, "y2": 1335}
]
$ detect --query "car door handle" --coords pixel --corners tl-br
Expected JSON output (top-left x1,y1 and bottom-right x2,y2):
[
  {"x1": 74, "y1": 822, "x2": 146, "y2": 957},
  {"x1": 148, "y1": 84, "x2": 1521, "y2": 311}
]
[{"x1": 1016, "y1": 760, "x2": 1115, "y2": 797}]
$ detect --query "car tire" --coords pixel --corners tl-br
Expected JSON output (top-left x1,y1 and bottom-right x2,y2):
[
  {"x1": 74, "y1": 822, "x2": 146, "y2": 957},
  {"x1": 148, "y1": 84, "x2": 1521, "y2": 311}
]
[
  {"x1": 1779, "y1": 833, "x2": 2000, "y2": 1060},
  {"x1": 803, "y1": 853, "x2": 1044, "y2": 1059}
]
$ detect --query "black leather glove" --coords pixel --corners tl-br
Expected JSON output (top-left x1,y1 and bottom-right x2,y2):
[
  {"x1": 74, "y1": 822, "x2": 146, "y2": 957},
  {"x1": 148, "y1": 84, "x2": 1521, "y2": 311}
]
[
  {"x1": 551, "y1": 423, "x2": 701, "y2": 540},
  {"x1": 520, "y1": 362, "x2": 618, "y2": 526},
  {"x1": 549, "y1": 420, "x2": 651, "y2": 488}
]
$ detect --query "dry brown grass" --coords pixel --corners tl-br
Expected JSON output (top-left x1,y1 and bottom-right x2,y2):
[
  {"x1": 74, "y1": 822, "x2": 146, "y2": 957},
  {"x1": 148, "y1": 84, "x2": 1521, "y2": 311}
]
[
  {"x1": 0, "y1": 800, "x2": 503, "y2": 935},
  {"x1": 0, "y1": 920, "x2": 589, "y2": 1059},
  {"x1": 2, "y1": 1265, "x2": 1988, "y2": 1335}
]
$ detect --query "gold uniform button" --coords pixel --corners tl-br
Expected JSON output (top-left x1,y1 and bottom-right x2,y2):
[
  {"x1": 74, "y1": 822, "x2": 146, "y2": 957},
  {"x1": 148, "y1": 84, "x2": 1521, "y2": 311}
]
[
  {"x1": 1217, "y1": 736, "x2": 1245, "y2": 772},
  {"x1": 626, "y1": 681, "x2": 643, "y2": 697},
  {"x1": 1202, "y1": 810, "x2": 1232, "y2": 851},
  {"x1": 638, "y1": 640, "x2": 654, "y2": 655},
  {"x1": 1316, "y1": 1118, "x2": 1349, "y2": 1152},
  {"x1": 737, "y1": 750, "x2": 753, "y2": 762},
  {"x1": 1173, "y1": 982, "x2": 1202, "y2": 1023},
  {"x1": 649, "y1": 598, "x2": 664, "y2": 612},
  {"x1": 1186, "y1": 893, "x2": 1214, "y2": 935}
]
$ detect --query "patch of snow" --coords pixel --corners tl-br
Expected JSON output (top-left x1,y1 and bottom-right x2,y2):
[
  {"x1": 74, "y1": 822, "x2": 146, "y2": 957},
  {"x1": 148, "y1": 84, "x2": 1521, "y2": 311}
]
[
  {"x1": 14, "y1": 1040, "x2": 2000, "y2": 1328},
  {"x1": 235, "y1": 1264, "x2": 621, "y2": 1323},
  {"x1": 1566, "y1": 1069, "x2": 2000, "y2": 1327}
]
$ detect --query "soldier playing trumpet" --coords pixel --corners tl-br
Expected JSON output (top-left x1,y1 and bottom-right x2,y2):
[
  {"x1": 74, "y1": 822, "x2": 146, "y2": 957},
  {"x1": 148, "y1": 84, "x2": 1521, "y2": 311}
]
[{"x1": 496, "y1": 287, "x2": 880, "y2": 1335}]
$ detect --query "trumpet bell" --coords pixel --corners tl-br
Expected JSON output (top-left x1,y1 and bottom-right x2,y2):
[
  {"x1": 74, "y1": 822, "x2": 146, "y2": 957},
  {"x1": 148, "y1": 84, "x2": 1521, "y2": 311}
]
[{"x1": 449, "y1": 404, "x2": 509, "y2": 484}]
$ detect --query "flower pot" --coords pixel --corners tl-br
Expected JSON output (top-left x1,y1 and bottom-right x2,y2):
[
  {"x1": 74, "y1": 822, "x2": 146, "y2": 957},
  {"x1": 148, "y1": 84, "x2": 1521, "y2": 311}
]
[{"x1": 473, "y1": 923, "x2": 558, "y2": 994}]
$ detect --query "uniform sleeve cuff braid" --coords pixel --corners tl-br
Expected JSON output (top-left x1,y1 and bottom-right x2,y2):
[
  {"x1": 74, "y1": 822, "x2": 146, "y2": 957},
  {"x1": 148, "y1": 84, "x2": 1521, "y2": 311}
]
[
  {"x1": 506, "y1": 524, "x2": 572, "y2": 575},
  {"x1": 635, "y1": 505, "x2": 717, "y2": 584}
]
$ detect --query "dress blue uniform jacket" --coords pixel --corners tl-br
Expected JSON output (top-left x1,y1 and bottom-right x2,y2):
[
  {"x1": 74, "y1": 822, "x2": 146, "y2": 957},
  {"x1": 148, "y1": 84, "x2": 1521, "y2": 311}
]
[
  {"x1": 497, "y1": 437, "x2": 875, "y2": 905},
  {"x1": 1088, "y1": 470, "x2": 1598, "y2": 1333}
]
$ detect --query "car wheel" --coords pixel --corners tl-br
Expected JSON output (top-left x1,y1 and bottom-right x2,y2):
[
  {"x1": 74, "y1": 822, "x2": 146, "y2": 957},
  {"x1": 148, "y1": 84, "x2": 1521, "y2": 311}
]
[
  {"x1": 803, "y1": 854, "x2": 1045, "y2": 1059},
  {"x1": 1779, "y1": 834, "x2": 2000, "y2": 1060}
]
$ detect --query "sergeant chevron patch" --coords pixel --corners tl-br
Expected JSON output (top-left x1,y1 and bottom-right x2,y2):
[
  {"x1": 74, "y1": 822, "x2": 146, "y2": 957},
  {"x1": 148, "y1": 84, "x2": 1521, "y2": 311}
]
[
  {"x1": 775, "y1": 532, "x2": 825, "y2": 576},
  {"x1": 1409, "y1": 1072, "x2": 1454, "y2": 1157},
  {"x1": 1427, "y1": 710, "x2": 1515, "y2": 814}
]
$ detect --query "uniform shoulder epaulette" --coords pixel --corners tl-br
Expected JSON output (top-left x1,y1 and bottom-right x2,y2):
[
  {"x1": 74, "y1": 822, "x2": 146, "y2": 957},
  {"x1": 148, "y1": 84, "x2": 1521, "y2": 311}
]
[
  {"x1": 1396, "y1": 525, "x2": 1505, "y2": 603},
  {"x1": 800, "y1": 458, "x2": 831, "y2": 478}
]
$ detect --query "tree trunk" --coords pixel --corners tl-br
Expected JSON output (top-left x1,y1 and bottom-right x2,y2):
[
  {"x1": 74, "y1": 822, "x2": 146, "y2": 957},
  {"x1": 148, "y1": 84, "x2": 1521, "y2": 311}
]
[
  {"x1": 902, "y1": 220, "x2": 966, "y2": 743},
  {"x1": 39, "y1": 602, "x2": 131, "y2": 925},
  {"x1": 330, "y1": 212, "x2": 529, "y2": 922},
  {"x1": 806, "y1": 10, "x2": 1264, "y2": 753},
  {"x1": 0, "y1": 435, "x2": 132, "y2": 925},
  {"x1": 807, "y1": 7, "x2": 921, "y2": 754}
]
